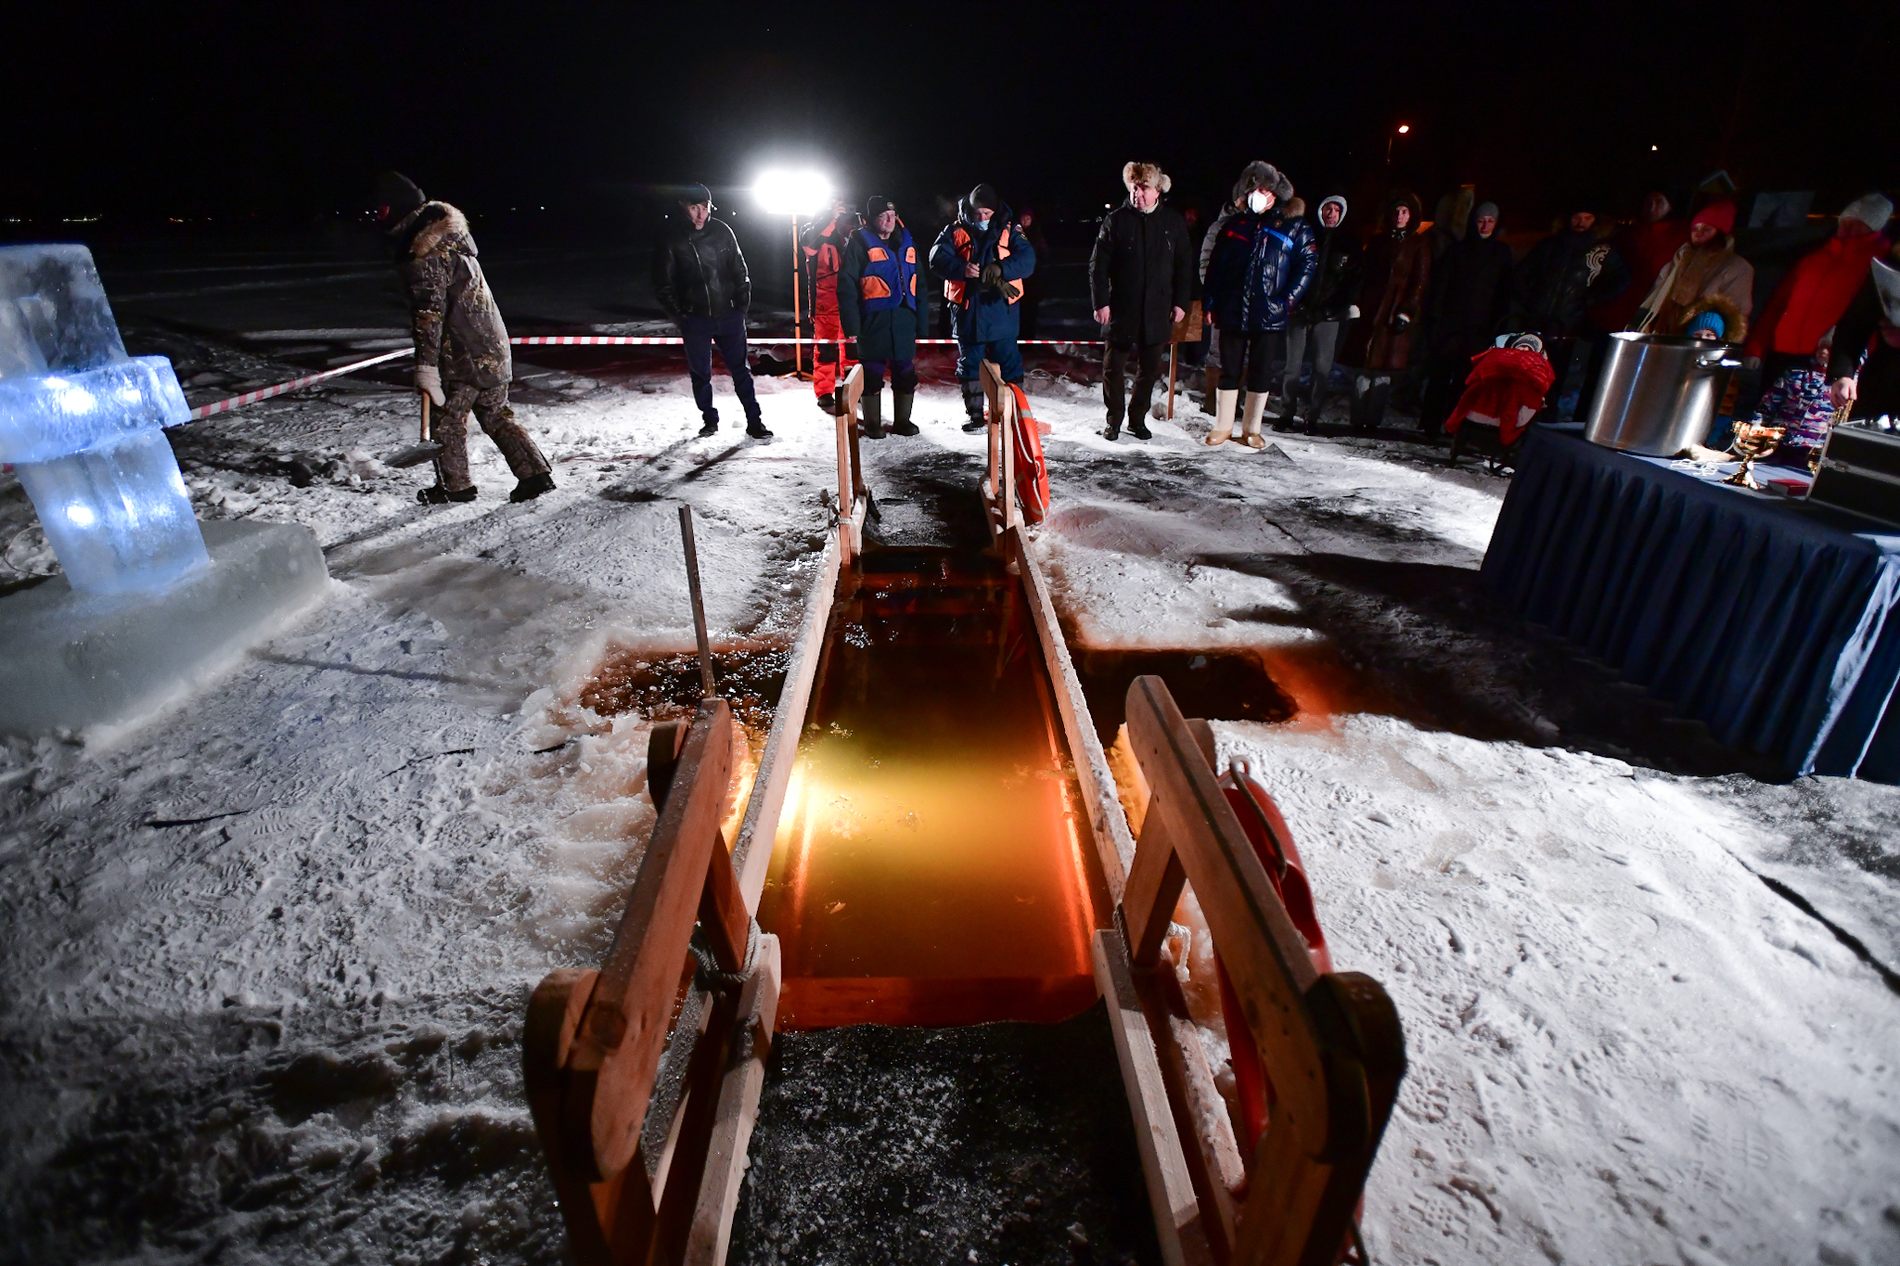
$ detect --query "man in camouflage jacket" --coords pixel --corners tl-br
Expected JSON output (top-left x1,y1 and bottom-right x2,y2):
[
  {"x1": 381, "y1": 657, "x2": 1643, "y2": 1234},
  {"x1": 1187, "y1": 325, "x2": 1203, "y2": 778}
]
[{"x1": 376, "y1": 172, "x2": 553, "y2": 504}]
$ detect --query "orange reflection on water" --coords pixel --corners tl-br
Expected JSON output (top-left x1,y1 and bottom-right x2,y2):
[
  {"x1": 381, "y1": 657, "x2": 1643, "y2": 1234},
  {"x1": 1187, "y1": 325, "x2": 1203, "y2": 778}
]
[{"x1": 758, "y1": 558, "x2": 1097, "y2": 1029}]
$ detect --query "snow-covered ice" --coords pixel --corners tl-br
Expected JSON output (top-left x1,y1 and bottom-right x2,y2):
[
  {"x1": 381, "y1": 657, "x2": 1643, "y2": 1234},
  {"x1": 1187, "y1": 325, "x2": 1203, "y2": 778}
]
[{"x1": 1, "y1": 279, "x2": 1896, "y2": 1264}]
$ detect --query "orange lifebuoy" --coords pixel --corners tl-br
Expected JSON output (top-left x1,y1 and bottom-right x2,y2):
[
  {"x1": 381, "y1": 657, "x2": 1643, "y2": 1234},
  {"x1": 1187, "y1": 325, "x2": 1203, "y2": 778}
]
[
  {"x1": 1212, "y1": 769, "x2": 1333, "y2": 1151},
  {"x1": 1006, "y1": 382, "x2": 1050, "y2": 525}
]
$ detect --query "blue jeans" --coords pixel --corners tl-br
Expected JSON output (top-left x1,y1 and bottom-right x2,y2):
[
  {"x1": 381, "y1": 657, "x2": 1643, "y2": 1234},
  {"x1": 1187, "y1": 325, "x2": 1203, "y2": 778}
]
[
  {"x1": 955, "y1": 337, "x2": 1023, "y2": 383},
  {"x1": 681, "y1": 310, "x2": 760, "y2": 423}
]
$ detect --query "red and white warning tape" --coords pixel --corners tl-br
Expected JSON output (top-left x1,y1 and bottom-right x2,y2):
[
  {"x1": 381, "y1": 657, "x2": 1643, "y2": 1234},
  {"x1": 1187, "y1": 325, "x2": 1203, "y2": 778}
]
[
  {"x1": 188, "y1": 347, "x2": 414, "y2": 419},
  {"x1": 180, "y1": 334, "x2": 1106, "y2": 420}
]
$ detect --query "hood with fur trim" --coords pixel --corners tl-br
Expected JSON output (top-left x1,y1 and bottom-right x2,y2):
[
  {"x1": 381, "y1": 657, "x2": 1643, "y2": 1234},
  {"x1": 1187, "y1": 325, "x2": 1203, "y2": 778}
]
[
  {"x1": 1382, "y1": 191, "x2": 1424, "y2": 235},
  {"x1": 1122, "y1": 161, "x2": 1171, "y2": 194},
  {"x1": 393, "y1": 201, "x2": 479, "y2": 262},
  {"x1": 1231, "y1": 161, "x2": 1294, "y2": 208},
  {"x1": 1681, "y1": 292, "x2": 1747, "y2": 343}
]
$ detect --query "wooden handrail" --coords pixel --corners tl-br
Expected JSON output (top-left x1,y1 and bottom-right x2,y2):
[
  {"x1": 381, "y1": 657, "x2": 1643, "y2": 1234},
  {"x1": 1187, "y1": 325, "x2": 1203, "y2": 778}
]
[
  {"x1": 833, "y1": 364, "x2": 867, "y2": 564},
  {"x1": 1116, "y1": 675, "x2": 1405, "y2": 1266}
]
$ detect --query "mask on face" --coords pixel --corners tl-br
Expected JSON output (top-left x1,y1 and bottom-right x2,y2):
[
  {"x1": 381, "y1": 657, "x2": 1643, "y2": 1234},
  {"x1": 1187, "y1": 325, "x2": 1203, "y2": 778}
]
[
  {"x1": 977, "y1": 214, "x2": 992, "y2": 230},
  {"x1": 1247, "y1": 190, "x2": 1270, "y2": 215}
]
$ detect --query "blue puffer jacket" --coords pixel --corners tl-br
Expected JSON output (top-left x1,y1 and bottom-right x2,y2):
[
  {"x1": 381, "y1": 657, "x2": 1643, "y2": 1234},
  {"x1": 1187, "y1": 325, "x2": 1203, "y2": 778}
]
[
  {"x1": 928, "y1": 199, "x2": 1038, "y2": 344},
  {"x1": 1204, "y1": 210, "x2": 1318, "y2": 333}
]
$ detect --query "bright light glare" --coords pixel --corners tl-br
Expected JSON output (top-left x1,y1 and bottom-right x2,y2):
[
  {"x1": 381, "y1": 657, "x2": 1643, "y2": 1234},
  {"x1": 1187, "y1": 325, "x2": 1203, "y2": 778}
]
[
  {"x1": 752, "y1": 168, "x2": 832, "y2": 216},
  {"x1": 65, "y1": 503, "x2": 96, "y2": 528},
  {"x1": 55, "y1": 386, "x2": 97, "y2": 415},
  {"x1": 1396, "y1": 124, "x2": 1411, "y2": 135}
]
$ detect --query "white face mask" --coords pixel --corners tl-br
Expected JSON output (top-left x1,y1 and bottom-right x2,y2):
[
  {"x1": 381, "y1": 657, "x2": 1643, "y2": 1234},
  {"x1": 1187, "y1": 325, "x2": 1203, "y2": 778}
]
[{"x1": 1247, "y1": 190, "x2": 1271, "y2": 215}]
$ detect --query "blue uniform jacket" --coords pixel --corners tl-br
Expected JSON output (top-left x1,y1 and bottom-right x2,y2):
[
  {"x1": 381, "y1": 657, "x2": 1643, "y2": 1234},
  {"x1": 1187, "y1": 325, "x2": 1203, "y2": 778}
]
[{"x1": 929, "y1": 199, "x2": 1038, "y2": 345}]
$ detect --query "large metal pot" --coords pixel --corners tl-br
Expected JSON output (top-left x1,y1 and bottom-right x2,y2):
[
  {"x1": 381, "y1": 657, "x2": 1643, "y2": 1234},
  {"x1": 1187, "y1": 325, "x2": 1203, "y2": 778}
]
[{"x1": 1583, "y1": 333, "x2": 1741, "y2": 455}]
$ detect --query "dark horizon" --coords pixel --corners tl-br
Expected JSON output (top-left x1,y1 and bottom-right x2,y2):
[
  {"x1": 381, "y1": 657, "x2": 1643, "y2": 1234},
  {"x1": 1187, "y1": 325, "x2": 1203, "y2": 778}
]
[{"x1": 17, "y1": 0, "x2": 1899, "y2": 229}]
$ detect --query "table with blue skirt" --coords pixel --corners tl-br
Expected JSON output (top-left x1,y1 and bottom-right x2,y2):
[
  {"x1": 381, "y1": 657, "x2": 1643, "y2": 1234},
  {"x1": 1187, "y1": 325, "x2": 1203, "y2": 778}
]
[{"x1": 1480, "y1": 425, "x2": 1900, "y2": 780}]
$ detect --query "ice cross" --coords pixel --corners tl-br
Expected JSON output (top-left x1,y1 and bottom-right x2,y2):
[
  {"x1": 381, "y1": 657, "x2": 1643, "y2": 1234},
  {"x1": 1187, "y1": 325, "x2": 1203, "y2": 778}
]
[{"x1": 0, "y1": 243, "x2": 206, "y2": 594}]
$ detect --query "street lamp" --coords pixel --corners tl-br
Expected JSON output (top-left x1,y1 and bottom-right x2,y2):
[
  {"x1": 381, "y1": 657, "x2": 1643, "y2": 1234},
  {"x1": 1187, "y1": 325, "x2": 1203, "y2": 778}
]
[
  {"x1": 1386, "y1": 123, "x2": 1412, "y2": 167},
  {"x1": 752, "y1": 168, "x2": 833, "y2": 378}
]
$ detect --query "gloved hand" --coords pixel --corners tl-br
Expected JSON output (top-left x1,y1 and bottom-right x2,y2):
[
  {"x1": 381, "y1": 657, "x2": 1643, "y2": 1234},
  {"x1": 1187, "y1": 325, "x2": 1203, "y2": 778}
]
[
  {"x1": 1347, "y1": 305, "x2": 1360, "y2": 320},
  {"x1": 981, "y1": 261, "x2": 1004, "y2": 292},
  {"x1": 415, "y1": 364, "x2": 447, "y2": 408}
]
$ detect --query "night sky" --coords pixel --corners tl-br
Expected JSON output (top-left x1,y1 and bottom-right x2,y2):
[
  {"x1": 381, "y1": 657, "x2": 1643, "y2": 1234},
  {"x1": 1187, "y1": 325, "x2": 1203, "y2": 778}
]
[{"x1": 16, "y1": 0, "x2": 1898, "y2": 227}]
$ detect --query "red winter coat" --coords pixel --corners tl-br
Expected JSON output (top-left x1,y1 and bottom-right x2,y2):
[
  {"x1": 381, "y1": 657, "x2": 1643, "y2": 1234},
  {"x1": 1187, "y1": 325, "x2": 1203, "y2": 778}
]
[
  {"x1": 1444, "y1": 346, "x2": 1556, "y2": 446},
  {"x1": 1743, "y1": 231, "x2": 1890, "y2": 359},
  {"x1": 1591, "y1": 218, "x2": 1688, "y2": 331}
]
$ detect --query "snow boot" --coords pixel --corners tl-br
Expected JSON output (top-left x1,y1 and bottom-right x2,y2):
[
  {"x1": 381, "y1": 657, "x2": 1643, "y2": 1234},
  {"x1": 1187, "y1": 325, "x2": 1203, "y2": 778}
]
[
  {"x1": 1206, "y1": 388, "x2": 1239, "y2": 445},
  {"x1": 1102, "y1": 419, "x2": 1121, "y2": 441},
  {"x1": 816, "y1": 395, "x2": 841, "y2": 415},
  {"x1": 1241, "y1": 392, "x2": 1269, "y2": 450},
  {"x1": 697, "y1": 418, "x2": 719, "y2": 437},
  {"x1": 509, "y1": 472, "x2": 556, "y2": 503},
  {"x1": 417, "y1": 483, "x2": 477, "y2": 505},
  {"x1": 860, "y1": 391, "x2": 886, "y2": 439},
  {"x1": 960, "y1": 380, "x2": 987, "y2": 434},
  {"x1": 1128, "y1": 414, "x2": 1152, "y2": 441},
  {"x1": 745, "y1": 417, "x2": 774, "y2": 439},
  {"x1": 891, "y1": 390, "x2": 920, "y2": 436}
]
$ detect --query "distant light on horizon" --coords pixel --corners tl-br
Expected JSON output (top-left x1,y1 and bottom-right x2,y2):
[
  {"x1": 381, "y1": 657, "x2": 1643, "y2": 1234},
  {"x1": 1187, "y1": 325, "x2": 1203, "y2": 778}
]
[
  {"x1": 1396, "y1": 124, "x2": 1411, "y2": 135},
  {"x1": 1650, "y1": 144, "x2": 1659, "y2": 152}
]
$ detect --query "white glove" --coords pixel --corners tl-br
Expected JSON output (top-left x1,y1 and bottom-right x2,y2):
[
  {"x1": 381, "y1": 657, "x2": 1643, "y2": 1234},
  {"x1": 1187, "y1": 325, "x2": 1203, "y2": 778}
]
[
  {"x1": 415, "y1": 364, "x2": 447, "y2": 408},
  {"x1": 1347, "y1": 305, "x2": 1361, "y2": 319}
]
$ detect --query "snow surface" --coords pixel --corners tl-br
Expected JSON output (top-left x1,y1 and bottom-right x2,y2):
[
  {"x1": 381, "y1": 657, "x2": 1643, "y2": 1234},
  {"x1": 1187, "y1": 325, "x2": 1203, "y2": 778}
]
[{"x1": 1, "y1": 286, "x2": 1897, "y2": 1265}]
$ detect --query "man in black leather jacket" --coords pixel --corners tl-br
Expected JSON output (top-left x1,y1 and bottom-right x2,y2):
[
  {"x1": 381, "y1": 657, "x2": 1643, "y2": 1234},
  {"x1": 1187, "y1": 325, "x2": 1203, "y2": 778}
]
[{"x1": 653, "y1": 184, "x2": 770, "y2": 438}]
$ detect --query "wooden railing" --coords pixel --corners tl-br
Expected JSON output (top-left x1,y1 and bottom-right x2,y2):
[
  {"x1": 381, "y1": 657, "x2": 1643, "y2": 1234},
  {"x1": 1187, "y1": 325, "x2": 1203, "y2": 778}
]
[
  {"x1": 1099, "y1": 676, "x2": 1405, "y2": 1266},
  {"x1": 980, "y1": 359, "x2": 1020, "y2": 539},
  {"x1": 524, "y1": 698, "x2": 781, "y2": 1266},
  {"x1": 832, "y1": 364, "x2": 870, "y2": 564}
]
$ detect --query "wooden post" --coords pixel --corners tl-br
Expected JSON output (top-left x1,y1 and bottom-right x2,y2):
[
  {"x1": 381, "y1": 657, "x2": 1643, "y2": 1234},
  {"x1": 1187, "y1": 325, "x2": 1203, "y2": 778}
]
[
  {"x1": 790, "y1": 215, "x2": 804, "y2": 378},
  {"x1": 677, "y1": 506, "x2": 717, "y2": 699},
  {"x1": 834, "y1": 410, "x2": 854, "y2": 566}
]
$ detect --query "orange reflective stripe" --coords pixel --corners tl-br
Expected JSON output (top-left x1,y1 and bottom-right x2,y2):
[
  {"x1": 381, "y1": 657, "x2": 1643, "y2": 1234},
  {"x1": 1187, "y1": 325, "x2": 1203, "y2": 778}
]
[
  {"x1": 904, "y1": 246, "x2": 916, "y2": 264},
  {"x1": 945, "y1": 279, "x2": 967, "y2": 305},
  {"x1": 861, "y1": 276, "x2": 892, "y2": 300},
  {"x1": 909, "y1": 275, "x2": 917, "y2": 297},
  {"x1": 867, "y1": 246, "x2": 890, "y2": 262}
]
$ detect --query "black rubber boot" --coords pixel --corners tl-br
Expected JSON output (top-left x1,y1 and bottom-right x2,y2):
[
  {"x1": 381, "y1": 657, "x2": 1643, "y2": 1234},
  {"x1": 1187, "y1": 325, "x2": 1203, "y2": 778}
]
[
  {"x1": 892, "y1": 390, "x2": 919, "y2": 436},
  {"x1": 960, "y1": 381, "x2": 987, "y2": 434},
  {"x1": 745, "y1": 417, "x2": 774, "y2": 439},
  {"x1": 418, "y1": 483, "x2": 477, "y2": 505},
  {"x1": 509, "y1": 472, "x2": 556, "y2": 503},
  {"x1": 697, "y1": 418, "x2": 719, "y2": 437},
  {"x1": 860, "y1": 392, "x2": 886, "y2": 439},
  {"x1": 1127, "y1": 413, "x2": 1151, "y2": 441}
]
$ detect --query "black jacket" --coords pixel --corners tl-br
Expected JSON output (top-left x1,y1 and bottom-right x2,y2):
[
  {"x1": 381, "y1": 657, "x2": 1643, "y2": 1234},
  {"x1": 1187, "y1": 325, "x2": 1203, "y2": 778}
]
[
  {"x1": 1829, "y1": 275, "x2": 1900, "y2": 419},
  {"x1": 1296, "y1": 223, "x2": 1359, "y2": 324},
  {"x1": 1429, "y1": 228, "x2": 1514, "y2": 354},
  {"x1": 654, "y1": 217, "x2": 751, "y2": 321},
  {"x1": 1089, "y1": 201, "x2": 1193, "y2": 345},
  {"x1": 1512, "y1": 229, "x2": 1627, "y2": 337}
]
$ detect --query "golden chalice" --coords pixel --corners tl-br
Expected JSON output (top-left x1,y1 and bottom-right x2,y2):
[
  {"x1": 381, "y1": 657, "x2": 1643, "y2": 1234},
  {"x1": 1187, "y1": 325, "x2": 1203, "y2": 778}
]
[{"x1": 1725, "y1": 421, "x2": 1785, "y2": 489}]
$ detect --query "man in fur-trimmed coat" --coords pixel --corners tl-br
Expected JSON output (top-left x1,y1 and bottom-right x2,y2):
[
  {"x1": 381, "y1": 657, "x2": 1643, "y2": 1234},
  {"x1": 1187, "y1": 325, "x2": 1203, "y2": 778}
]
[
  {"x1": 1089, "y1": 161, "x2": 1192, "y2": 441},
  {"x1": 375, "y1": 172, "x2": 553, "y2": 504}
]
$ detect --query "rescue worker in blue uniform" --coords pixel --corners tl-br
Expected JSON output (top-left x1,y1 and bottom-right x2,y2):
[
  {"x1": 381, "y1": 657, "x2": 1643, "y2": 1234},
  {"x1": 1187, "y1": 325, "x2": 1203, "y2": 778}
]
[
  {"x1": 929, "y1": 182, "x2": 1038, "y2": 433},
  {"x1": 837, "y1": 195, "x2": 922, "y2": 438}
]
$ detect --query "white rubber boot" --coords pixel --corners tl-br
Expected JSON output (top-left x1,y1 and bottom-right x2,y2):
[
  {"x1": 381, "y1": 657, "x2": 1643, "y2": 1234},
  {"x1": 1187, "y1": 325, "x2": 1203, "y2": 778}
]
[
  {"x1": 1241, "y1": 392, "x2": 1269, "y2": 449},
  {"x1": 1206, "y1": 388, "x2": 1239, "y2": 446}
]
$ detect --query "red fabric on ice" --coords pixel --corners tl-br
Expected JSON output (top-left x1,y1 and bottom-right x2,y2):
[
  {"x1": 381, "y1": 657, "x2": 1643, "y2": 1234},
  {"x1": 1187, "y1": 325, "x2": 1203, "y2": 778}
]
[{"x1": 1445, "y1": 346, "x2": 1557, "y2": 446}]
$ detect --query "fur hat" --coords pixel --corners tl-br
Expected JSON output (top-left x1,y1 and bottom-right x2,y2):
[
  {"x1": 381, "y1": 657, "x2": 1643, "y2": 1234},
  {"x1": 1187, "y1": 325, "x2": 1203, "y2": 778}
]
[
  {"x1": 1691, "y1": 199, "x2": 1737, "y2": 235},
  {"x1": 1841, "y1": 192, "x2": 1894, "y2": 233},
  {"x1": 1317, "y1": 195, "x2": 1348, "y2": 224},
  {"x1": 968, "y1": 182, "x2": 1000, "y2": 212},
  {"x1": 1232, "y1": 161, "x2": 1294, "y2": 207},
  {"x1": 1122, "y1": 162, "x2": 1171, "y2": 194},
  {"x1": 373, "y1": 171, "x2": 426, "y2": 227},
  {"x1": 1283, "y1": 196, "x2": 1307, "y2": 219}
]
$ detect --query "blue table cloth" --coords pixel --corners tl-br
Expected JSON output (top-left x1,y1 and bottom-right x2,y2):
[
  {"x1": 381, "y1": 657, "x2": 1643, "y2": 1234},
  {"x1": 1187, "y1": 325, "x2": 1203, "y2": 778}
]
[{"x1": 1481, "y1": 426, "x2": 1900, "y2": 779}]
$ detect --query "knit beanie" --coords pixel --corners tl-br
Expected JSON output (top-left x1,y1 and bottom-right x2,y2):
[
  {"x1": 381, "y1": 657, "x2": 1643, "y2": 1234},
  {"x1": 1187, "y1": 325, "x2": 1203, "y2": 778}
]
[
  {"x1": 679, "y1": 182, "x2": 714, "y2": 208},
  {"x1": 1475, "y1": 201, "x2": 1499, "y2": 221},
  {"x1": 1691, "y1": 200, "x2": 1737, "y2": 235},
  {"x1": 968, "y1": 183, "x2": 1000, "y2": 213},
  {"x1": 865, "y1": 195, "x2": 896, "y2": 219},
  {"x1": 1841, "y1": 192, "x2": 1894, "y2": 233},
  {"x1": 1684, "y1": 308, "x2": 1727, "y2": 340},
  {"x1": 373, "y1": 171, "x2": 426, "y2": 226}
]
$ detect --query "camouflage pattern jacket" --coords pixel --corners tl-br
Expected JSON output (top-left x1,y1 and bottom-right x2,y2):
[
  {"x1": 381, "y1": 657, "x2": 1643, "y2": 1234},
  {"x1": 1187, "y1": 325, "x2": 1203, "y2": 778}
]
[{"x1": 393, "y1": 201, "x2": 511, "y2": 389}]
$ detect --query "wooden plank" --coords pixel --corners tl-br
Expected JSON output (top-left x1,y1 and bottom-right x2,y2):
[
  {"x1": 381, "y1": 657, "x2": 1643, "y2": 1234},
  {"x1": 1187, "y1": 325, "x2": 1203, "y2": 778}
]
[
  {"x1": 1009, "y1": 529, "x2": 1138, "y2": 905},
  {"x1": 1123, "y1": 809, "x2": 1188, "y2": 968},
  {"x1": 685, "y1": 934, "x2": 784, "y2": 1266},
  {"x1": 1092, "y1": 930, "x2": 1216, "y2": 1266},
  {"x1": 834, "y1": 411, "x2": 854, "y2": 565},
  {"x1": 649, "y1": 986, "x2": 744, "y2": 1265},
  {"x1": 562, "y1": 700, "x2": 736, "y2": 1182},
  {"x1": 731, "y1": 534, "x2": 841, "y2": 908},
  {"x1": 698, "y1": 830, "x2": 749, "y2": 976},
  {"x1": 1124, "y1": 675, "x2": 1332, "y2": 1155}
]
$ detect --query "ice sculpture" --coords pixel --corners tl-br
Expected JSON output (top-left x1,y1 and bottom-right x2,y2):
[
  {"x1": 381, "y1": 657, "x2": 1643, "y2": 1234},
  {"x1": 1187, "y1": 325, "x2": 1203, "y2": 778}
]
[{"x1": 0, "y1": 244, "x2": 207, "y2": 594}]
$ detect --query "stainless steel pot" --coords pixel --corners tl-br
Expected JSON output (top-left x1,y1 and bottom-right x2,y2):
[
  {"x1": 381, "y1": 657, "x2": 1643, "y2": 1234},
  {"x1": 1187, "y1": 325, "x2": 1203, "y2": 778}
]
[{"x1": 1583, "y1": 333, "x2": 1741, "y2": 455}]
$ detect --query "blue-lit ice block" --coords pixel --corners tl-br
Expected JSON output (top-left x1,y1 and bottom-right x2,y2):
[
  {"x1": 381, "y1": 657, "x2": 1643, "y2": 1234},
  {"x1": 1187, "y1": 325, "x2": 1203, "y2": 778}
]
[{"x1": 0, "y1": 243, "x2": 207, "y2": 595}]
